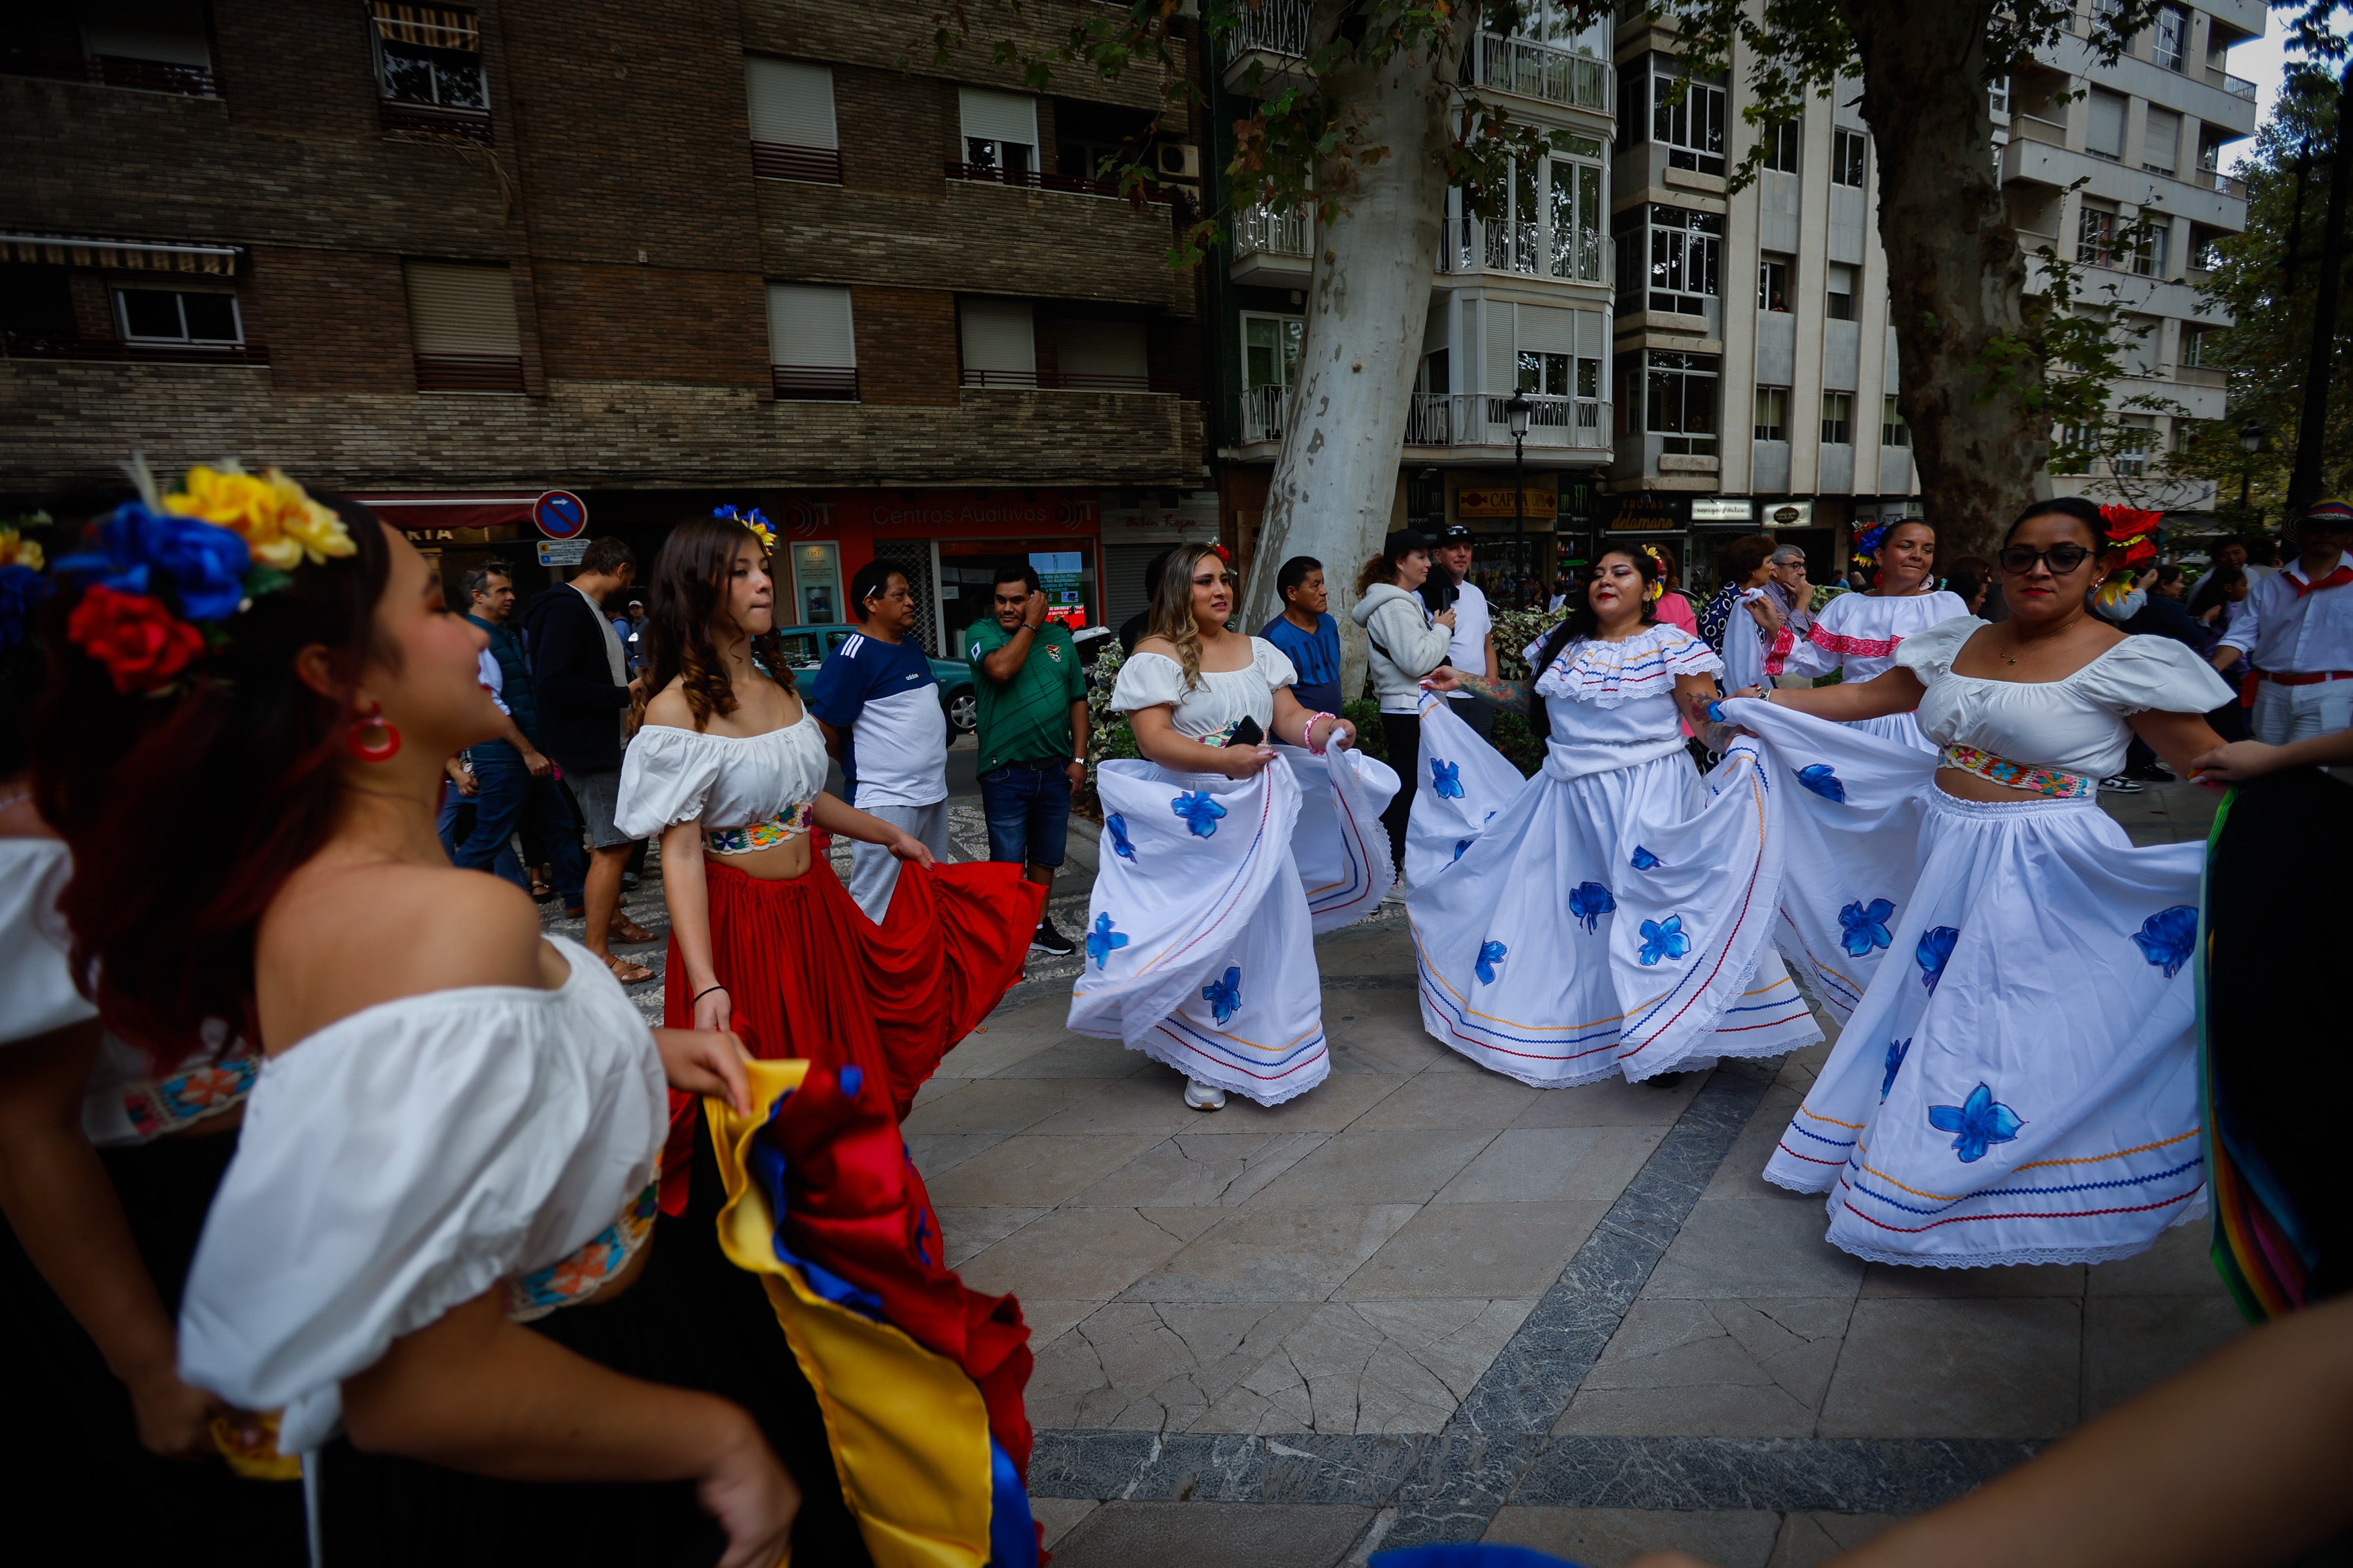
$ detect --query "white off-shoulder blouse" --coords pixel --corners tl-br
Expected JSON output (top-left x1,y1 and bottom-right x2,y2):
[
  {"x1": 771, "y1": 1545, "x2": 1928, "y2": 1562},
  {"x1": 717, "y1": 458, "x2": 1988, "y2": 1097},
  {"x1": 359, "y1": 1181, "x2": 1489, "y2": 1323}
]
[
  {"x1": 1897, "y1": 617, "x2": 2237, "y2": 780},
  {"x1": 614, "y1": 711, "x2": 831, "y2": 839},
  {"x1": 0, "y1": 838, "x2": 96, "y2": 1048},
  {"x1": 1767, "y1": 590, "x2": 1968, "y2": 685},
  {"x1": 1111, "y1": 638, "x2": 1298, "y2": 744},
  {"x1": 1525, "y1": 622, "x2": 1723, "y2": 779},
  {"x1": 177, "y1": 936, "x2": 667, "y2": 1452}
]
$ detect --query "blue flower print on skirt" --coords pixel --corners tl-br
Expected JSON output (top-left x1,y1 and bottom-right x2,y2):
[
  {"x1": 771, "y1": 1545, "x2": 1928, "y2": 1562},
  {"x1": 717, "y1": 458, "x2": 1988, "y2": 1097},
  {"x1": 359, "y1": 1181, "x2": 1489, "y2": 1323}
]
[
  {"x1": 1453, "y1": 837, "x2": 1474, "y2": 862},
  {"x1": 1475, "y1": 940, "x2": 1507, "y2": 985},
  {"x1": 1201, "y1": 965, "x2": 1243, "y2": 1025},
  {"x1": 1636, "y1": 915, "x2": 1691, "y2": 967},
  {"x1": 1086, "y1": 913, "x2": 1129, "y2": 970},
  {"x1": 1105, "y1": 813, "x2": 1137, "y2": 862},
  {"x1": 1916, "y1": 925, "x2": 1959, "y2": 993},
  {"x1": 1838, "y1": 897, "x2": 1896, "y2": 958},
  {"x1": 1881, "y1": 1037, "x2": 1910, "y2": 1102},
  {"x1": 1796, "y1": 764, "x2": 1848, "y2": 803},
  {"x1": 1927, "y1": 1083, "x2": 2024, "y2": 1163},
  {"x1": 1567, "y1": 881, "x2": 1616, "y2": 934},
  {"x1": 1430, "y1": 758, "x2": 1465, "y2": 799},
  {"x1": 1170, "y1": 790, "x2": 1228, "y2": 838},
  {"x1": 1630, "y1": 845, "x2": 1662, "y2": 871},
  {"x1": 2131, "y1": 905, "x2": 2198, "y2": 979}
]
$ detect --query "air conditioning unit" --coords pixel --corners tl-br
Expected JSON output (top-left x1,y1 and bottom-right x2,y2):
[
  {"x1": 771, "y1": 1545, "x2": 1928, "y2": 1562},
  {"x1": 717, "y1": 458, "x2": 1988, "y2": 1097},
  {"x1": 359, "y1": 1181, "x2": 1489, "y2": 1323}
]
[{"x1": 1157, "y1": 142, "x2": 1201, "y2": 181}]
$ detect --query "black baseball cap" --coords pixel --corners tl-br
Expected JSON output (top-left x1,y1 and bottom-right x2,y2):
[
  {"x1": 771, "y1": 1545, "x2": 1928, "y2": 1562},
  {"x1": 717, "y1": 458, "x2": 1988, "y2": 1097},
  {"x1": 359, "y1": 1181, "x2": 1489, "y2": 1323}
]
[
  {"x1": 1437, "y1": 522, "x2": 1475, "y2": 544},
  {"x1": 1384, "y1": 527, "x2": 1435, "y2": 559}
]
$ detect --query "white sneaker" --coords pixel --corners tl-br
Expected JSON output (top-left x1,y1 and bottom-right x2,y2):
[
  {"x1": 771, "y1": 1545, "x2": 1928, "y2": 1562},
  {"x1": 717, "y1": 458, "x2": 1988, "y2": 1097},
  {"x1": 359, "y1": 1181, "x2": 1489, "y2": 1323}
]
[{"x1": 1184, "y1": 1079, "x2": 1227, "y2": 1112}]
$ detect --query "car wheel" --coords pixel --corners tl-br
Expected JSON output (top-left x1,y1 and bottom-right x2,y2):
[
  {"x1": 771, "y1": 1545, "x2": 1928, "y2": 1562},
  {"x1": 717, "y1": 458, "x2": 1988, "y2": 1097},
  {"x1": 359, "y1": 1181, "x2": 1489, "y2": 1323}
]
[{"x1": 947, "y1": 690, "x2": 979, "y2": 735}]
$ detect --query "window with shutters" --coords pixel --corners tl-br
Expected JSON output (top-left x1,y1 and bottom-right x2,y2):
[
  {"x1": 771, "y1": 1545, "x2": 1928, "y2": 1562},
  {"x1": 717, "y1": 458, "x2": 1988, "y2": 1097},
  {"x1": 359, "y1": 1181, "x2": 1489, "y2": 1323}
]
[
  {"x1": 1754, "y1": 386, "x2": 1789, "y2": 442},
  {"x1": 955, "y1": 89, "x2": 1038, "y2": 183},
  {"x1": 746, "y1": 58, "x2": 840, "y2": 183},
  {"x1": 2143, "y1": 107, "x2": 2180, "y2": 174},
  {"x1": 2084, "y1": 89, "x2": 2126, "y2": 161},
  {"x1": 1825, "y1": 262, "x2": 1856, "y2": 321},
  {"x1": 372, "y1": 4, "x2": 491, "y2": 142},
  {"x1": 959, "y1": 298, "x2": 1037, "y2": 386},
  {"x1": 1821, "y1": 390, "x2": 1853, "y2": 446},
  {"x1": 1055, "y1": 319, "x2": 1152, "y2": 391},
  {"x1": 766, "y1": 284, "x2": 856, "y2": 400},
  {"x1": 403, "y1": 260, "x2": 523, "y2": 393}
]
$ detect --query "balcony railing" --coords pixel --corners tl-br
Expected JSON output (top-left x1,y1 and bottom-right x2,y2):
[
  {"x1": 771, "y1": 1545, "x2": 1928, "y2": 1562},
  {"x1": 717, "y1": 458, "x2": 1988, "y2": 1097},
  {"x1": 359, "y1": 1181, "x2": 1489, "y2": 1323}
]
[
  {"x1": 2206, "y1": 66, "x2": 2258, "y2": 101},
  {"x1": 2013, "y1": 113, "x2": 2067, "y2": 148},
  {"x1": 944, "y1": 162, "x2": 1167, "y2": 203},
  {"x1": 1234, "y1": 204, "x2": 1312, "y2": 260},
  {"x1": 1436, "y1": 212, "x2": 1607, "y2": 285},
  {"x1": 414, "y1": 352, "x2": 524, "y2": 393},
  {"x1": 1223, "y1": 0, "x2": 1313, "y2": 63},
  {"x1": 1462, "y1": 33, "x2": 1611, "y2": 113},
  {"x1": 1238, "y1": 383, "x2": 1287, "y2": 443},
  {"x1": 961, "y1": 368, "x2": 1188, "y2": 394},
  {"x1": 3, "y1": 333, "x2": 268, "y2": 365},
  {"x1": 379, "y1": 99, "x2": 493, "y2": 144},
  {"x1": 2189, "y1": 165, "x2": 2248, "y2": 198},
  {"x1": 0, "y1": 47, "x2": 218, "y2": 96},
  {"x1": 772, "y1": 366, "x2": 858, "y2": 401},
  {"x1": 1405, "y1": 393, "x2": 1609, "y2": 450},
  {"x1": 752, "y1": 142, "x2": 842, "y2": 183}
]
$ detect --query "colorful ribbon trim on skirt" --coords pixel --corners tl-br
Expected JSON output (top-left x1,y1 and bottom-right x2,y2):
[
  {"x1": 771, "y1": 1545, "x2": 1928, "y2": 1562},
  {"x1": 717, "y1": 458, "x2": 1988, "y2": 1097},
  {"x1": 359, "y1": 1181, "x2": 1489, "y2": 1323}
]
[
  {"x1": 704, "y1": 800, "x2": 814, "y2": 856},
  {"x1": 1936, "y1": 743, "x2": 2093, "y2": 799}
]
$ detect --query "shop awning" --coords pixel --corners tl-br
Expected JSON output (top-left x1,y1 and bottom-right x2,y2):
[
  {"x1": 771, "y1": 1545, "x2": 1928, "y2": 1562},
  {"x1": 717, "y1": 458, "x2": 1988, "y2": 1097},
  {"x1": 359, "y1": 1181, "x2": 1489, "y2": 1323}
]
[
  {"x1": 352, "y1": 493, "x2": 541, "y2": 533},
  {"x1": 1, "y1": 233, "x2": 244, "y2": 276}
]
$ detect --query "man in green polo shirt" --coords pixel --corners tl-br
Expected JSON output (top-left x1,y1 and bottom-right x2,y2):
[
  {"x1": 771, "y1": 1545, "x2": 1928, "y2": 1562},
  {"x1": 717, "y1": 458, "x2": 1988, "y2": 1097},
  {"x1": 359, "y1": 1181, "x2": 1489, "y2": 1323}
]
[{"x1": 968, "y1": 561, "x2": 1091, "y2": 956}]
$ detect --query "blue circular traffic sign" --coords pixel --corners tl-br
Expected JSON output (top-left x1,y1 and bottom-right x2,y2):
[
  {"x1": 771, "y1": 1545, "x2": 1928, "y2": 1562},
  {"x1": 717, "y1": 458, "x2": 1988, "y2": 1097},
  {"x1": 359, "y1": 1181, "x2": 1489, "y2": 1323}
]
[{"x1": 532, "y1": 489, "x2": 588, "y2": 539}]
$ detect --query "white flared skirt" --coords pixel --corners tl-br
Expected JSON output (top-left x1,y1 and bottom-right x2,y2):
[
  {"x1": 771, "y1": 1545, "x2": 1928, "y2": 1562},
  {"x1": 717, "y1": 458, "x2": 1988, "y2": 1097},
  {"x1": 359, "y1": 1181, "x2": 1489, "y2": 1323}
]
[
  {"x1": 1404, "y1": 700, "x2": 1821, "y2": 1087},
  {"x1": 1851, "y1": 710, "x2": 1935, "y2": 753},
  {"x1": 1068, "y1": 748, "x2": 1397, "y2": 1105},
  {"x1": 1727, "y1": 700, "x2": 2208, "y2": 1268}
]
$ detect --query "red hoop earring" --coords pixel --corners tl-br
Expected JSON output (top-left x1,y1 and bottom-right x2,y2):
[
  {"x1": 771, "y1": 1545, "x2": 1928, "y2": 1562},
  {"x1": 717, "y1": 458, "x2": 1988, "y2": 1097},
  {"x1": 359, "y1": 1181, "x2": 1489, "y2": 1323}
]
[{"x1": 346, "y1": 700, "x2": 402, "y2": 764}]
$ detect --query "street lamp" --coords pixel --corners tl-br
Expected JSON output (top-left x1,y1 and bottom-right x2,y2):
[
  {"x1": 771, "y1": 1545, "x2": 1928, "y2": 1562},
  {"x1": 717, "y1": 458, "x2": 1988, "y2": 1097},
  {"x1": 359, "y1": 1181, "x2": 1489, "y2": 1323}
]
[
  {"x1": 2237, "y1": 418, "x2": 2265, "y2": 524},
  {"x1": 1505, "y1": 389, "x2": 1533, "y2": 608}
]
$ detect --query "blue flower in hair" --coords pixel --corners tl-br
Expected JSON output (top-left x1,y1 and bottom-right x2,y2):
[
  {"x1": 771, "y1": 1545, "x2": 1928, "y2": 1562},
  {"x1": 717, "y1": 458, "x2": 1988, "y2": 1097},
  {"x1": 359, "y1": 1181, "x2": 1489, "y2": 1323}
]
[
  {"x1": 1430, "y1": 757, "x2": 1464, "y2": 798},
  {"x1": 1085, "y1": 912, "x2": 1129, "y2": 971},
  {"x1": 1881, "y1": 1037, "x2": 1911, "y2": 1102},
  {"x1": 0, "y1": 565, "x2": 53, "y2": 651},
  {"x1": 1796, "y1": 764, "x2": 1847, "y2": 803},
  {"x1": 1170, "y1": 790, "x2": 1226, "y2": 837},
  {"x1": 1636, "y1": 915, "x2": 1691, "y2": 967},
  {"x1": 1475, "y1": 940, "x2": 1507, "y2": 985},
  {"x1": 1838, "y1": 897, "x2": 1896, "y2": 957},
  {"x1": 1917, "y1": 926, "x2": 1960, "y2": 993},
  {"x1": 1928, "y1": 1083, "x2": 2024, "y2": 1163},
  {"x1": 1567, "y1": 881, "x2": 1616, "y2": 934},
  {"x1": 55, "y1": 501, "x2": 251, "y2": 623},
  {"x1": 1201, "y1": 965, "x2": 1242, "y2": 1025},
  {"x1": 1630, "y1": 845, "x2": 1662, "y2": 871},
  {"x1": 1105, "y1": 813, "x2": 1136, "y2": 862},
  {"x1": 2131, "y1": 905, "x2": 2198, "y2": 979}
]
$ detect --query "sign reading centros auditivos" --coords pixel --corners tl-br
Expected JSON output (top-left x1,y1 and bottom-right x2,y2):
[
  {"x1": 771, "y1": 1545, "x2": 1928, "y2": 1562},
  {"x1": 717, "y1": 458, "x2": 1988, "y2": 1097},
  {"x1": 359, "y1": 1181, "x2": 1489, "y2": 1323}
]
[{"x1": 1455, "y1": 481, "x2": 1558, "y2": 520}]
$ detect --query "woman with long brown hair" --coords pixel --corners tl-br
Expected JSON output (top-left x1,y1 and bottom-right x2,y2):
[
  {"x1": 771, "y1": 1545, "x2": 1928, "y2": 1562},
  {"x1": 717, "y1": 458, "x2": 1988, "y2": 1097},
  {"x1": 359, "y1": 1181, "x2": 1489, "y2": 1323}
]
[
  {"x1": 1072, "y1": 542, "x2": 1392, "y2": 1112},
  {"x1": 618, "y1": 510, "x2": 1041, "y2": 1184},
  {"x1": 36, "y1": 468, "x2": 872, "y2": 1564}
]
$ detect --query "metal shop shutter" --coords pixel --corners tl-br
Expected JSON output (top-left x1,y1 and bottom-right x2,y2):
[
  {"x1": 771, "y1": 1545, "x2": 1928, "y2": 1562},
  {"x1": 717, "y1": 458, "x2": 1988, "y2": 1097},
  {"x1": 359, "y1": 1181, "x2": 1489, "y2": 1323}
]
[
  {"x1": 746, "y1": 57, "x2": 836, "y2": 147},
  {"x1": 766, "y1": 283, "x2": 855, "y2": 367},
  {"x1": 402, "y1": 260, "x2": 520, "y2": 354}
]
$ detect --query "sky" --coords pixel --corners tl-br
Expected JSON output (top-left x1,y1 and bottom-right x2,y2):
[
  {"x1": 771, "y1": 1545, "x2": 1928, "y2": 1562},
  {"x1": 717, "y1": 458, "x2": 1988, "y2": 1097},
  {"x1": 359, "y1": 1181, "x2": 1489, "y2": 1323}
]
[{"x1": 2221, "y1": 7, "x2": 2350, "y2": 171}]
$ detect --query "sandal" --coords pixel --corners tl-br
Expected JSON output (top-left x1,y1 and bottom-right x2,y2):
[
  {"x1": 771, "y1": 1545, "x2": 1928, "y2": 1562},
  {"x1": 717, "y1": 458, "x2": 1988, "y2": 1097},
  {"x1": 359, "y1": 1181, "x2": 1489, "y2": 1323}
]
[
  {"x1": 609, "y1": 914, "x2": 655, "y2": 946},
  {"x1": 528, "y1": 875, "x2": 554, "y2": 903},
  {"x1": 603, "y1": 954, "x2": 655, "y2": 985}
]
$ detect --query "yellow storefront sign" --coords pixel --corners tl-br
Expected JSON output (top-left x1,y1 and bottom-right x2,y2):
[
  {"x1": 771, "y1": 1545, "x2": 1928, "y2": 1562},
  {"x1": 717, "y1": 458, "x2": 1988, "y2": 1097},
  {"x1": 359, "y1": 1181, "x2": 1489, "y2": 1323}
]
[{"x1": 1455, "y1": 481, "x2": 1557, "y2": 519}]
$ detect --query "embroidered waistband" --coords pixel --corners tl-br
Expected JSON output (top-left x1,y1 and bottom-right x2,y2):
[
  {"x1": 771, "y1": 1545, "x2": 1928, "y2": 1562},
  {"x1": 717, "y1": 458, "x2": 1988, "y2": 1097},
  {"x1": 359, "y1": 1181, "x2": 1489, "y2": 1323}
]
[
  {"x1": 705, "y1": 801, "x2": 813, "y2": 855},
  {"x1": 1937, "y1": 743, "x2": 2094, "y2": 799},
  {"x1": 506, "y1": 1180, "x2": 659, "y2": 1323},
  {"x1": 120, "y1": 1050, "x2": 260, "y2": 1142}
]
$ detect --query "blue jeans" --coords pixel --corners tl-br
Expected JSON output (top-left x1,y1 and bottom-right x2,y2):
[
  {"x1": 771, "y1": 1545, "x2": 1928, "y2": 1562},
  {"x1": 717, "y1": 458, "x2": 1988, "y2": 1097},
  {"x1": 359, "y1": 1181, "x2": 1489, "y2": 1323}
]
[
  {"x1": 446, "y1": 759, "x2": 586, "y2": 905},
  {"x1": 980, "y1": 763, "x2": 1072, "y2": 870}
]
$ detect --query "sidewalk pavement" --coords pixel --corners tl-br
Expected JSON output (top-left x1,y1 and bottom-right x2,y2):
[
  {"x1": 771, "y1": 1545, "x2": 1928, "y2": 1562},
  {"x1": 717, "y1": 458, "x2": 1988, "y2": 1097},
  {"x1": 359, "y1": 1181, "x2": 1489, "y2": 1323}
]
[{"x1": 548, "y1": 782, "x2": 2239, "y2": 1567}]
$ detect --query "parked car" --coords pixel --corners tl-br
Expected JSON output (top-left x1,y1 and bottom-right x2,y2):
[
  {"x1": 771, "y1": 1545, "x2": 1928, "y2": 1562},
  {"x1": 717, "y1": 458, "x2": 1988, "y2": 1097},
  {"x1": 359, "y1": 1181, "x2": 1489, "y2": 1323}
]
[{"x1": 774, "y1": 622, "x2": 978, "y2": 735}]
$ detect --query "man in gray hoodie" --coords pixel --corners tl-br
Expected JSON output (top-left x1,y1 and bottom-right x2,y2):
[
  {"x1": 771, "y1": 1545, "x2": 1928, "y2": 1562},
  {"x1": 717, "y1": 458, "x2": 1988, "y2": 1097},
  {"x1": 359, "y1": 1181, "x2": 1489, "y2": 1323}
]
[{"x1": 1351, "y1": 528, "x2": 1455, "y2": 871}]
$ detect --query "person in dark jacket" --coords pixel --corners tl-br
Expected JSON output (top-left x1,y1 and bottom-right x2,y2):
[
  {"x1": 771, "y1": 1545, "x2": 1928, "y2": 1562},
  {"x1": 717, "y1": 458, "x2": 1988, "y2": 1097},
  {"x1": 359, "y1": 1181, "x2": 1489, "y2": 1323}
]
[
  {"x1": 520, "y1": 536, "x2": 652, "y2": 983},
  {"x1": 448, "y1": 562, "x2": 586, "y2": 912}
]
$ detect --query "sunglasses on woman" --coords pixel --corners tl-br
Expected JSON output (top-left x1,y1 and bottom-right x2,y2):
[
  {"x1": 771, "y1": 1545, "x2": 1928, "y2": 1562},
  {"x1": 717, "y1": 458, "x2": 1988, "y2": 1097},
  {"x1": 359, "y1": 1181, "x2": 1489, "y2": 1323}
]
[{"x1": 1997, "y1": 542, "x2": 2093, "y2": 575}]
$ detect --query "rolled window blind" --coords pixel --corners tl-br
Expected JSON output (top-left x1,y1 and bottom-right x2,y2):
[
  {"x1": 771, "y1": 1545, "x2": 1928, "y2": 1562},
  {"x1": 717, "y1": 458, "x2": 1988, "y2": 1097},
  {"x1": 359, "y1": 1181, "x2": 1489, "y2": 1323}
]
[
  {"x1": 960, "y1": 298, "x2": 1035, "y2": 374},
  {"x1": 958, "y1": 87, "x2": 1037, "y2": 149},
  {"x1": 767, "y1": 284, "x2": 854, "y2": 367},
  {"x1": 2143, "y1": 107, "x2": 2180, "y2": 171},
  {"x1": 1516, "y1": 303, "x2": 1576, "y2": 354},
  {"x1": 746, "y1": 58, "x2": 836, "y2": 147},
  {"x1": 403, "y1": 260, "x2": 519, "y2": 354},
  {"x1": 2085, "y1": 90, "x2": 2126, "y2": 159}
]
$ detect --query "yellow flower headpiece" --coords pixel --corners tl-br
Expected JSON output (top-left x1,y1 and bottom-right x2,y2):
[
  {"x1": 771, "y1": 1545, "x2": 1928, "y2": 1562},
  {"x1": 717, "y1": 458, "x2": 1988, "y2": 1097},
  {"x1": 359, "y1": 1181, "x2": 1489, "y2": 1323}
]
[
  {"x1": 1639, "y1": 544, "x2": 1668, "y2": 602},
  {"x1": 714, "y1": 505, "x2": 775, "y2": 552},
  {"x1": 163, "y1": 462, "x2": 356, "y2": 571},
  {"x1": 0, "y1": 516, "x2": 48, "y2": 573}
]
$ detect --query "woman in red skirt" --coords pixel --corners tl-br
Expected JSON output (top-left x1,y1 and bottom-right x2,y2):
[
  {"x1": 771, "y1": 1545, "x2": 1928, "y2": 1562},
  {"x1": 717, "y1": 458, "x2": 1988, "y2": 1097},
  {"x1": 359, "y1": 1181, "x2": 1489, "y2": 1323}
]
[{"x1": 618, "y1": 511, "x2": 1041, "y2": 1210}]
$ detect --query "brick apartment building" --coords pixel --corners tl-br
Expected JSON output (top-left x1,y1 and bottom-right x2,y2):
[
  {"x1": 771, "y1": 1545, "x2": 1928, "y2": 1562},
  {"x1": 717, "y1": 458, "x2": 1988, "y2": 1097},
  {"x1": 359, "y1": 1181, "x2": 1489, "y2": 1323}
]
[{"x1": 1, "y1": 0, "x2": 1216, "y2": 658}]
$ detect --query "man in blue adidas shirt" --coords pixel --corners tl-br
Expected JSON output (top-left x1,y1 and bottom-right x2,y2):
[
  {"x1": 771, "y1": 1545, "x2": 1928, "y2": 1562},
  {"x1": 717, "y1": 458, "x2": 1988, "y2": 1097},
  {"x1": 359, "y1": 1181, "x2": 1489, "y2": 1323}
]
[{"x1": 808, "y1": 562, "x2": 953, "y2": 921}]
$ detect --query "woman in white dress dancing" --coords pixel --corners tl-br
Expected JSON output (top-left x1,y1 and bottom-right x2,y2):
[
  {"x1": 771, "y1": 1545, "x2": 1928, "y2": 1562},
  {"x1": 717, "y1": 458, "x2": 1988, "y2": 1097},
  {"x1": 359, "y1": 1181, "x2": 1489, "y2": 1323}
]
[
  {"x1": 1722, "y1": 498, "x2": 2235, "y2": 1268},
  {"x1": 1763, "y1": 520, "x2": 1964, "y2": 751}
]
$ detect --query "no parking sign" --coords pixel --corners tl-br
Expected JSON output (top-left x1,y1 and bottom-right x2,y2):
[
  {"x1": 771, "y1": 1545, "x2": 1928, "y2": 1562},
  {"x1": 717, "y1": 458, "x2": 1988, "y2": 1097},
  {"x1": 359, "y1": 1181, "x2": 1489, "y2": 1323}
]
[{"x1": 532, "y1": 489, "x2": 588, "y2": 539}]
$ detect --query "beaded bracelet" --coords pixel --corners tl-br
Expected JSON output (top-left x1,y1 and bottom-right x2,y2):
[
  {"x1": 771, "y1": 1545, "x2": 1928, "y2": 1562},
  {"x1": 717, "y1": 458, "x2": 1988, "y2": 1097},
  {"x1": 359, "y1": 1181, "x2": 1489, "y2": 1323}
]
[{"x1": 1303, "y1": 710, "x2": 1338, "y2": 755}]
